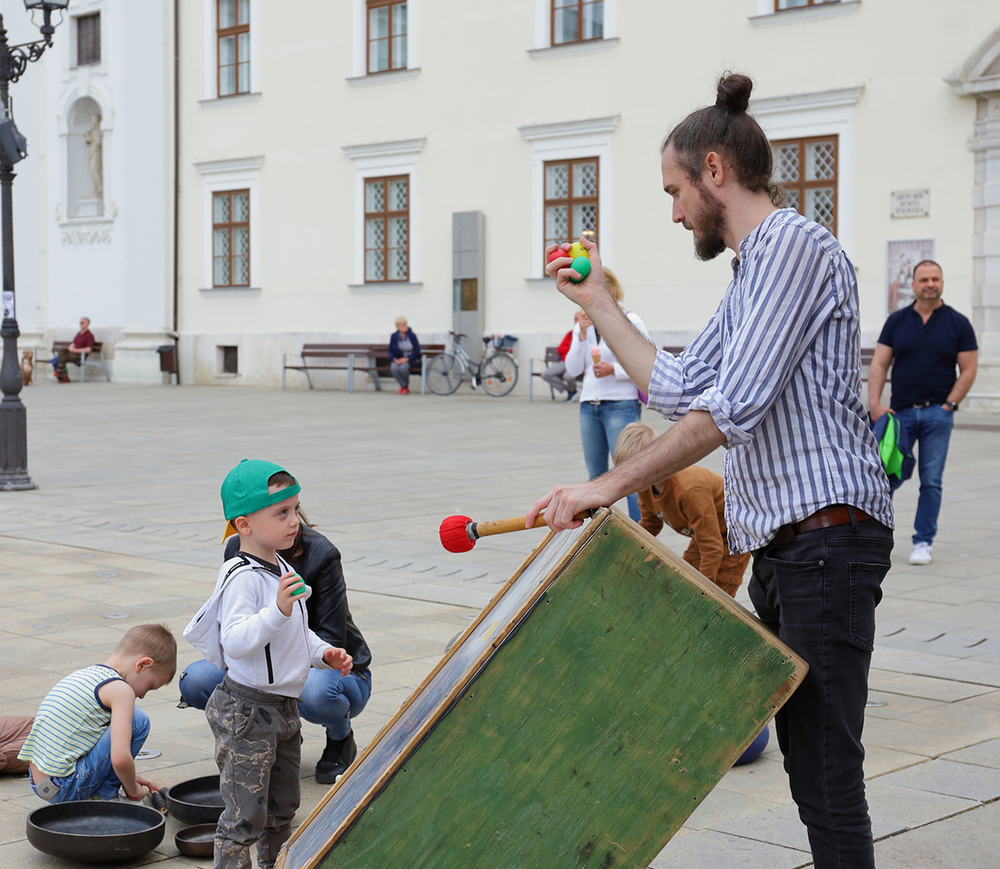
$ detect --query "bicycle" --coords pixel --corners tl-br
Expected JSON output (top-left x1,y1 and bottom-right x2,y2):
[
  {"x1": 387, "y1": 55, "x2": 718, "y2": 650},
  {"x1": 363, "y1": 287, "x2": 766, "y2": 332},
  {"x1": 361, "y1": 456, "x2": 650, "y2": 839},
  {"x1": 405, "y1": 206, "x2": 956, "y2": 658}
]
[{"x1": 426, "y1": 332, "x2": 519, "y2": 397}]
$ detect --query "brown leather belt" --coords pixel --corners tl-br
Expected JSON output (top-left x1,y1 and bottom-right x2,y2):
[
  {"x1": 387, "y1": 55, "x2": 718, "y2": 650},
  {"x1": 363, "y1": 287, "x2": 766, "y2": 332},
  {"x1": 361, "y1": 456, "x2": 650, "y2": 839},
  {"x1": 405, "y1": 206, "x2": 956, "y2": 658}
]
[{"x1": 771, "y1": 505, "x2": 870, "y2": 545}]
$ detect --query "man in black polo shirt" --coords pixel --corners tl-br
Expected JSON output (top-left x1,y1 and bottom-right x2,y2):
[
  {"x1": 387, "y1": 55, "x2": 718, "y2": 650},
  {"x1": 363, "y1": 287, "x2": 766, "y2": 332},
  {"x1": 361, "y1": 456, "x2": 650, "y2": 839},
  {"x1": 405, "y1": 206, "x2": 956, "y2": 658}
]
[{"x1": 869, "y1": 260, "x2": 978, "y2": 565}]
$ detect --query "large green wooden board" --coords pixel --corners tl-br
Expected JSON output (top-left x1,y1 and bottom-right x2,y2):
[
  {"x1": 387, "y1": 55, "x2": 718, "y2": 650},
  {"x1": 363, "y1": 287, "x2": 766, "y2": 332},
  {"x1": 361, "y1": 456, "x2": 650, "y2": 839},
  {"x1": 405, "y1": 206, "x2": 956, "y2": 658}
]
[{"x1": 277, "y1": 508, "x2": 806, "y2": 869}]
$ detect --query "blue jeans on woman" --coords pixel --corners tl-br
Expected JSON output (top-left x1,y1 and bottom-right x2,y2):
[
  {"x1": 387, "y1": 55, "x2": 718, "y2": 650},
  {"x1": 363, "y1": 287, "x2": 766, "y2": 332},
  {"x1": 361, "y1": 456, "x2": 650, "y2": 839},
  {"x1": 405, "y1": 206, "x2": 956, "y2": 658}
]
[
  {"x1": 894, "y1": 404, "x2": 954, "y2": 545},
  {"x1": 30, "y1": 707, "x2": 150, "y2": 802},
  {"x1": 179, "y1": 659, "x2": 371, "y2": 741},
  {"x1": 580, "y1": 398, "x2": 642, "y2": 521},
  {"x1": 748, "y1": 513, "x2": 893, "y2": 869}
]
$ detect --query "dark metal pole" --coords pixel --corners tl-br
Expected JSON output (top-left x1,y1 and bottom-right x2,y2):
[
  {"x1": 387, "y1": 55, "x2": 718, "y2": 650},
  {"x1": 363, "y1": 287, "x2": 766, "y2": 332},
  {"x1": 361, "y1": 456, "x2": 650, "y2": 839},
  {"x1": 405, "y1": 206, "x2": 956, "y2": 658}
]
[{"x1": 0, "y1": 14, "x2": 35, "y2": 490}]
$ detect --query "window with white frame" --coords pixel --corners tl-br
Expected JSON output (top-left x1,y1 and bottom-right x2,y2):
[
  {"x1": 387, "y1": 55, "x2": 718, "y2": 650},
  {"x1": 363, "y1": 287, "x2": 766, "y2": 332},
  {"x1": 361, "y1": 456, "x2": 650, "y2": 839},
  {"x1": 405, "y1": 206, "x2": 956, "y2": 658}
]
[
  {"x1": 775, "y1": 0, "x2": 839, "y2": 9},
  {"x1": 367, "y1": 0, "x2": 407, "y2": 73},
  {"x1": 344, "y1": 139, "x2": 424, "y2": 288},
  {"x1": 552, "y1": 1, "x2": 603, "y2": 46},
  {"x1": 195, "y1": 157, "x2": 262, "y2": 290},
  {"x1": 520, "y1": 117, "x2": 617, "y2": 281},
  {"x1": 544, "y1": 158, "x2": 599, "y2": 265},
  {"x1": 753, "y1": 86, "x2": 861, "y2": 249},
  {"x1": 217, "y1": 0, "x2": 250, "y2": 97},
  {"x1": 365, "y1": 176, "x2": 409, "y2": 282},
  {"x1": 76, "y1": 13, "x2": 101, "y2": 66},
  {"x1": 213, "y1": 190, "x2": 250, "y2": 287}
]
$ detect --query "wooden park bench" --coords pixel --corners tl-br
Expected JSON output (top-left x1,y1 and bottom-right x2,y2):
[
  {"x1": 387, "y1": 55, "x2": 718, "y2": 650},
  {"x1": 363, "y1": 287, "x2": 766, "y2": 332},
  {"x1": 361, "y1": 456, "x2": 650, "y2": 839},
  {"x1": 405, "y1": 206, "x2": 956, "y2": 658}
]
[
  {"x1": 50, "y1": 341, "x2": 110, "y2": 382},
  {"x1": 282, "y1": 343, "x2": 445, "y2": 394}
]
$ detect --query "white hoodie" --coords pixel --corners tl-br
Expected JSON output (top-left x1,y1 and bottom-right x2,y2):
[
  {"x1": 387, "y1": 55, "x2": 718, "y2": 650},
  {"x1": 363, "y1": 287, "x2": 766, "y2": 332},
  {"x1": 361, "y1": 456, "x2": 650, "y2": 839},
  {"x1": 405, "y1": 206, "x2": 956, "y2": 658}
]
[{"x1": 184, "y1": 553, "x2": 332, "y2": 698}]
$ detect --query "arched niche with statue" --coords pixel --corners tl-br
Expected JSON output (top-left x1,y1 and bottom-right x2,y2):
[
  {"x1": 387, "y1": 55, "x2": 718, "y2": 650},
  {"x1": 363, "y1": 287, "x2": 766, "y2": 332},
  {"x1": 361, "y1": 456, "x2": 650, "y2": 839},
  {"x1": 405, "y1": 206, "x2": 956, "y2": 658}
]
[{"x1": 67, "y1": 97, "x2": 103, "y2": 218}]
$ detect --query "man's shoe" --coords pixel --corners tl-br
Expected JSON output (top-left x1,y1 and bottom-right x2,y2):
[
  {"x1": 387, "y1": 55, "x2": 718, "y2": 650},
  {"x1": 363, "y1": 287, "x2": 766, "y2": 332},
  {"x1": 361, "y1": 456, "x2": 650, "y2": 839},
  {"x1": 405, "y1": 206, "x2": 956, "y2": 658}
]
[
  {"x1": 909, "y1": 542, "x2": 933, "y2": 565},
  {"x1": 315, "y1": 730, "x2": 357, "y2": 785},
  {"x1": 565, "y1": 390, "x2": 577, "y2": 403}
]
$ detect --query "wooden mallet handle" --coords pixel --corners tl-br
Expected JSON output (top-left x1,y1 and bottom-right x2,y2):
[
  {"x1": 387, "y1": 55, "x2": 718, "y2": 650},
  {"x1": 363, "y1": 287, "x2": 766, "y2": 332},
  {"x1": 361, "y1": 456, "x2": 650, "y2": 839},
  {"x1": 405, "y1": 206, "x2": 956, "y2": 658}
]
[{"x1": 470, "y1": 510, "x2": 593, "y2": 540}]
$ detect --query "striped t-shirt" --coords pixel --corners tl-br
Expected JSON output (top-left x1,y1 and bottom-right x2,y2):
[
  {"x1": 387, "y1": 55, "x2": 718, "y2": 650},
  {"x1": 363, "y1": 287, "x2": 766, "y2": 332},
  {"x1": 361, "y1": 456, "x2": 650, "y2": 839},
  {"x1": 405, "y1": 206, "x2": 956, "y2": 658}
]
[
  {"x1": 18, "y1": 664, "x2": 124, "y2": 777},
  {"x1": 647, "y1": 209, "x2": 894, "y2": 554}
]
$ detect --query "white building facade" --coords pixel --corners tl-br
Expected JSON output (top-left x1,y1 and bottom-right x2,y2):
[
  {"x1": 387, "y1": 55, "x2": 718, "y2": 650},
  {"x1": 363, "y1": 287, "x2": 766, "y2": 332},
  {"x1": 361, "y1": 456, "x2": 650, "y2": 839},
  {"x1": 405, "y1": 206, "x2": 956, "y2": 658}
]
[
  {"x1": 13, "y1": 0, "x2": 172, "y2": 382},
  {"x1": 15, "y1": 1, "x2": 1000, "y2": 406}
]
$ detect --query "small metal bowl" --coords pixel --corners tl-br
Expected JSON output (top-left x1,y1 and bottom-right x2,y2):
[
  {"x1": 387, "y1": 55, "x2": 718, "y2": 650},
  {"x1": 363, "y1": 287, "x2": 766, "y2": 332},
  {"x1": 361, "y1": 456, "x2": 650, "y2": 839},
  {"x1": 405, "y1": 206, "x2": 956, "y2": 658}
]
[
  {"x1": 27, "y1": 800, "x2": 166, "y2": 863},
  {"x1": 162, "y1": 774, "x2": 224, "y2": 826},
  {"x1": 175, "y1": 823, "x2": 216, "y2": 857}
]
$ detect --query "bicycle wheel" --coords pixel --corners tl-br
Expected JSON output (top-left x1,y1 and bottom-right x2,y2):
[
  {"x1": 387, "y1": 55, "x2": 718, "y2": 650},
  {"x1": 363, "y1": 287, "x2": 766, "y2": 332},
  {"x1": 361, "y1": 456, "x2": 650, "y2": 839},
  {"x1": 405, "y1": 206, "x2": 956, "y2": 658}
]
[
  {"x1": 426, "y1": 353, "x2": 464, "y2": 395},
  {"x1": 481, "y1": 352, "x2": 519, "y2": 397}
]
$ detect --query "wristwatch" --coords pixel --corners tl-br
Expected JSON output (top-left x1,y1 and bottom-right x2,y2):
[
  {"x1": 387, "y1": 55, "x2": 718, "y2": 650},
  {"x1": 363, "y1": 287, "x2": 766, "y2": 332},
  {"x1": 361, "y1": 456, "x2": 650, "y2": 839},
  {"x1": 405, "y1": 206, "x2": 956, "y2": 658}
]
[{"x1": 945, "y1": 401, "x2": 959, "y2": 412}]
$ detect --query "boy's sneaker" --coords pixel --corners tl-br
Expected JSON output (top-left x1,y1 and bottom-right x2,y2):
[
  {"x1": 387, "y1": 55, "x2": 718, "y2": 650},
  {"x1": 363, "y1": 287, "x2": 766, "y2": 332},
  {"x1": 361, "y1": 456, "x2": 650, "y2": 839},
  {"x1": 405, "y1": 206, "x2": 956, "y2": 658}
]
[
  {"x1": 315, "y1": 730, "x2": 357, "y2": 785},
  {"x1": 565, "y1": 390, "x2": 577, "y2": 403},
  {"x1": 909, "y1": 543, "x2": 933, "y2": 565}
]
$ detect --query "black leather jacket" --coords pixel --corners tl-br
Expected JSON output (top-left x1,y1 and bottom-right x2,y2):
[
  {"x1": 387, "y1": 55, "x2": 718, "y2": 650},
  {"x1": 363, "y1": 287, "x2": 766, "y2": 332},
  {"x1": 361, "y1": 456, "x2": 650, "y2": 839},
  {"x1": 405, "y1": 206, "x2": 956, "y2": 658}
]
[{"x1": 225, "y1": 526, "x2": 372, "y2": 671}]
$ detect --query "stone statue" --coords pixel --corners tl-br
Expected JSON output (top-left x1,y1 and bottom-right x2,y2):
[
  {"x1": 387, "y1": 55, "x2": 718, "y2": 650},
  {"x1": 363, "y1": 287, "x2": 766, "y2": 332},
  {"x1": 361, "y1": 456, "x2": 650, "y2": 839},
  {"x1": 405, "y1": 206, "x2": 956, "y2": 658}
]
[{"x1": 81, "y1": 115, "x2": 103, "y2": 199}]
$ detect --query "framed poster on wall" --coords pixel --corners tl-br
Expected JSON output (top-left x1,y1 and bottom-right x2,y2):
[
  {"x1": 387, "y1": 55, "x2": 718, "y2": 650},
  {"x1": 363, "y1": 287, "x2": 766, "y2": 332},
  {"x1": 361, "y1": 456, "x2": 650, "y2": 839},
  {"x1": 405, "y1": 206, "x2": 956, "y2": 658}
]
[{"x1": 887, "y1": 239, "x2": 934, "y2": 312}]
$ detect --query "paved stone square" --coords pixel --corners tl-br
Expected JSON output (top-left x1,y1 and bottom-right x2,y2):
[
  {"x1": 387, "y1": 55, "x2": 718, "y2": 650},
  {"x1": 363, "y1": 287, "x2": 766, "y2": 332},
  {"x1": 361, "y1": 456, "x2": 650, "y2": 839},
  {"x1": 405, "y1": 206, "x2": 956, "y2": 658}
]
[{"x1": 1, "y1": 379, "x2": 999, "y2": 867}]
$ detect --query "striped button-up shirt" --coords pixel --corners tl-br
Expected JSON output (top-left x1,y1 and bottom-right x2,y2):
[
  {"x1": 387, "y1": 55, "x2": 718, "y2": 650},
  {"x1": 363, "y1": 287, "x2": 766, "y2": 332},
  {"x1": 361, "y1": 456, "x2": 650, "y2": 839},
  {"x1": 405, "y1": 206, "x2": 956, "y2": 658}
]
[{"x1": 647, "y1": 209, "x2": 893, "y2": 554}]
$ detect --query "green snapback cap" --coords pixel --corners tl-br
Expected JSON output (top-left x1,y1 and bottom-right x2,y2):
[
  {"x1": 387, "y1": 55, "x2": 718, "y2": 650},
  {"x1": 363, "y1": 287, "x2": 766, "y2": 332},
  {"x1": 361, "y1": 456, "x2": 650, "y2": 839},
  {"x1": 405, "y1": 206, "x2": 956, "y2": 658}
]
[{"x1": 220, "y1": 460, "x2": 301, "y2": 540}]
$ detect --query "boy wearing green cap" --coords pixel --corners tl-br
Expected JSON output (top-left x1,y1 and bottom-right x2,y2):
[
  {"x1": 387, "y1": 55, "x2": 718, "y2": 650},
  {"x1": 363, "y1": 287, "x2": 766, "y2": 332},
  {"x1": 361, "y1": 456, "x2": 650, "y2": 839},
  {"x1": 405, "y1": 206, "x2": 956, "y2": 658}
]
[{"x1": 184, "y1": 460, "x2": 352, "y2": 869}]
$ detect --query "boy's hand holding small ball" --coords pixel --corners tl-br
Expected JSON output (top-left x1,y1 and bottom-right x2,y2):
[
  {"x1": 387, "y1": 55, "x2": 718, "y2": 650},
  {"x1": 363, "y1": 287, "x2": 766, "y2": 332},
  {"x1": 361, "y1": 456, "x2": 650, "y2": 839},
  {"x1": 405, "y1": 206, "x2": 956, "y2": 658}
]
[
  {"x1": 324, "y1": 647, "x2": 353, "y2": 676},
  {"x1": 277, "y1": 571, "x2": 307, "y2": 616}
]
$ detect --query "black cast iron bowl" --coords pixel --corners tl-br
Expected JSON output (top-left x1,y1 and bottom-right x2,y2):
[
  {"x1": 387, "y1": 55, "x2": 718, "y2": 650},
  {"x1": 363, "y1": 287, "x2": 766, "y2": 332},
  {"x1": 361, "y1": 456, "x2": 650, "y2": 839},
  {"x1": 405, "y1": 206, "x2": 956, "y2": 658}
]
[
  {"x1": 26, "y1": 800, "x2": 166, "y2": 863},
  {"x1": 161, "y1": 775, "x2": 224, "y2": 826},
  {"x1": 175, "y1": 823, "x2": 216, "y2": 857}
]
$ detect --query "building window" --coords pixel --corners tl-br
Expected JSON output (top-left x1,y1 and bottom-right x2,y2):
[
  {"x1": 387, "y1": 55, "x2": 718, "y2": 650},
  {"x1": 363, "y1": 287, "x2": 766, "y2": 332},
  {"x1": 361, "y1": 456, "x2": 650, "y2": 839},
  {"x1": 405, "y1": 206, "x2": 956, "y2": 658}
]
[
  {"x1": 775, "y1": 0, "x2": 839, "y2": 10},
  {"x1": 213, "y1": 190, "x2": 250, "y2": 287},
  {"x1": 367, "y1": 0, "x2": 407, "y2": 74},
  {"x1": 365, "y1": 176, "x2": 408, "y2": 282},
  {"x1": 544, "y1": 158, "x2": 599, "y2": 262},
  {"x1": 552, "y1": 0, "x2": 603, "y2": 46},
  {"x1": 771, "y1": 135, "x2": 838, "y2": 236},
  {"x1": 77, "y1": 13, "x2": 100, "y2": 66},
  {"x1": 218, "y1": 0, "x2": 250, "y2": 97}
]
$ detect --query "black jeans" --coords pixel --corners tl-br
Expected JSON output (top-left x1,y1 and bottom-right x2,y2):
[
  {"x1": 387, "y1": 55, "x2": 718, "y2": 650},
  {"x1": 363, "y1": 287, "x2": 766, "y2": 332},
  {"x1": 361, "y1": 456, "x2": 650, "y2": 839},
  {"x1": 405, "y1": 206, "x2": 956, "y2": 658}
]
[{"x1": 749, "y1": 513, "x2": 893, "y2": 869}]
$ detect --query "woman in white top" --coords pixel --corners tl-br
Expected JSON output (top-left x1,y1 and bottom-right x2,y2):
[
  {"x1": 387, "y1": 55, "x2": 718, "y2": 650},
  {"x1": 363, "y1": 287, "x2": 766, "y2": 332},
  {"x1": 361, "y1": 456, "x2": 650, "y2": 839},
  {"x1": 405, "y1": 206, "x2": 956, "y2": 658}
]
[{"x1": 564, "y1": 267, "x2": 650, "y2": 521}]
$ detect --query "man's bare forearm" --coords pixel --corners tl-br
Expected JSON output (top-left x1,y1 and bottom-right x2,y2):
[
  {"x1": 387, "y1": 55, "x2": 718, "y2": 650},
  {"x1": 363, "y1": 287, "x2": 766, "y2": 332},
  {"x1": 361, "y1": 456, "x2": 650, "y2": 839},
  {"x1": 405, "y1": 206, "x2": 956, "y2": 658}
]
[{"x1": 582, "y1": 293, "x2": 656, "y2": 395}]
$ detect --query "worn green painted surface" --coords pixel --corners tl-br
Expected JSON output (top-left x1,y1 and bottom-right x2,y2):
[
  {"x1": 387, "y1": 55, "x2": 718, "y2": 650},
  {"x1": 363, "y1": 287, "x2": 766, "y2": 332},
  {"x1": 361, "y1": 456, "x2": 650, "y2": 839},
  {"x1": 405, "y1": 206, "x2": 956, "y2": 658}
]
[{"x1": 314, "y1": 516, "x2": 800, "y2": 869}]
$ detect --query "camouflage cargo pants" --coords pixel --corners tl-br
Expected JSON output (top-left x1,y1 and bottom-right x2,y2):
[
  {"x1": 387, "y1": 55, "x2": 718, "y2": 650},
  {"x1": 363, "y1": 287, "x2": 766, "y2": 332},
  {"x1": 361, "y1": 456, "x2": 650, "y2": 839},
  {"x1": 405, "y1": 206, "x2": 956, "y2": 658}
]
[{"x1": 206, "y1": 676, "x2": 302, "y2": 869}]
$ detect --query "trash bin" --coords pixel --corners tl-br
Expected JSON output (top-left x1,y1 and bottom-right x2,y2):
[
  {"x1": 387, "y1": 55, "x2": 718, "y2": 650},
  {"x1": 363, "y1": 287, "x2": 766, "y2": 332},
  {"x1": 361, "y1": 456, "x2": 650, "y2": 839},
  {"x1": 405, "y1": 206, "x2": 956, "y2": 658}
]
[{"x1": 157, "y1": 345, "x2": 177, "y2": 374}]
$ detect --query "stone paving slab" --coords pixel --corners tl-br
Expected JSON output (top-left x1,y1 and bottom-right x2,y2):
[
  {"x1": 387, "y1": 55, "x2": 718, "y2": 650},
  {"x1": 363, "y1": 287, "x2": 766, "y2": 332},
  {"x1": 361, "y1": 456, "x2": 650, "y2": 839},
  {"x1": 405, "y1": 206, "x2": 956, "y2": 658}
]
[{"x1": 1, "y1": 383, "x2": 999, "y2": 868}]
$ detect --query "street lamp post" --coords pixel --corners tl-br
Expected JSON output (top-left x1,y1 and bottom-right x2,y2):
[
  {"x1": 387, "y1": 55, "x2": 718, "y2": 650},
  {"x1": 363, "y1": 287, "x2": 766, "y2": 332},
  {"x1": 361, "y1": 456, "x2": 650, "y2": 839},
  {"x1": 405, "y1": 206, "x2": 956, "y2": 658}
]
[{"x1": 0, "y1": 2, "x2": 69, "y2": 491}]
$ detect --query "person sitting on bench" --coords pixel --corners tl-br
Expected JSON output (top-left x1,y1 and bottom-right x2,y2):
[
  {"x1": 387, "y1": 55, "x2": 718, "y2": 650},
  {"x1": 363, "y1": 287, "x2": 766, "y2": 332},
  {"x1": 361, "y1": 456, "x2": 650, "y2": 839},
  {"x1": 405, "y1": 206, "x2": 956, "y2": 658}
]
[{"x1": 52, "y1": 317, "x2": 95, "y2": 383}]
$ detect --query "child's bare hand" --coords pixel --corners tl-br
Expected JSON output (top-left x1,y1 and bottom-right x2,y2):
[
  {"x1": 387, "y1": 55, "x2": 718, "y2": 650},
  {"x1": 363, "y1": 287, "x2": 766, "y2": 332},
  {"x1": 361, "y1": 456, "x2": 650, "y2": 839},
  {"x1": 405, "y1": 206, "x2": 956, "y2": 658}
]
[
  {"x1": 323, "y1": 647, "x2": 353, "y2": 676},
  {"x1": 277, "y1": 571, "x2": 306, "y2": 616}
]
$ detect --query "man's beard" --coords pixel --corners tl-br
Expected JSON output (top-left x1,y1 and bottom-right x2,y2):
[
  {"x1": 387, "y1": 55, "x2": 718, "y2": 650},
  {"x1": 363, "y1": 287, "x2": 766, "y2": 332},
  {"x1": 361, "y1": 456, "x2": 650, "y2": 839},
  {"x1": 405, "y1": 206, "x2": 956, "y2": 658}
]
[{"x1": 691, "y1": 184, "x2": 727, "y2": 262}]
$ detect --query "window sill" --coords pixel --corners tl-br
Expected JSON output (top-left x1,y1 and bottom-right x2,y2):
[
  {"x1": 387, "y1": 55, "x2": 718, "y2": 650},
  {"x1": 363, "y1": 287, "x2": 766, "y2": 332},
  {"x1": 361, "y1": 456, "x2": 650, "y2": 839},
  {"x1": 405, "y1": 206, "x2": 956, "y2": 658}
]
[
  {"x1": 347, "y1": 68, "x2": 421, "y2": 87},
  {"x1": 199, "y1": 92, "x2": 263, "y2": 108},
  {"x1": 528, "y1": 37, "x2": 619, "y2": 60},
  {"x1": 59, "y1": 214, "x2": 114, "y2": 228},
  {"x1": 349, "y1": 282, "x2": 422, "y2": 293},
  {"x1": 750, "y1": 1, "x2": 860, "y2": 27},
  {"x1": 525, "y1": 277, "x2": 556, "y2": 290},
  {"x1": 199, "y1": 287, "x2": 261, "y2": 294}
]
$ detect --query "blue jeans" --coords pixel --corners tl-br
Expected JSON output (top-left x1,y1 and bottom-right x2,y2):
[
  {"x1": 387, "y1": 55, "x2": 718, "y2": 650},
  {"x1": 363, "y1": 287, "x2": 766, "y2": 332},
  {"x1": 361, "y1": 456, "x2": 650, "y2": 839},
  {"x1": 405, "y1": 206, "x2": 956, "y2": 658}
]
[
  {"x1": 894, "y1": 405, "x2": 954, "y2": 545},
  {"x1": 31, "y1": 707, "x2": 150, "y2": 802},
  {"x1": 748, "y1": 514, "x2": 893, "y2": 869},
  {"x1": 179, "y1": 659, "x2": 371, "y2": 741},
  {"x1": 580, "y1": 399, "x2": 642, "y2": 521}
]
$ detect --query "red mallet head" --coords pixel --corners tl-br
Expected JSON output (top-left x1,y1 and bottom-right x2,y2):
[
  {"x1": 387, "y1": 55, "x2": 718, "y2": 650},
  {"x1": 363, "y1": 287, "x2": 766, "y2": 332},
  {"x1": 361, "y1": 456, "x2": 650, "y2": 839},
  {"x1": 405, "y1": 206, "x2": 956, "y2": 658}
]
[{"x1": 439, "y1": 515, "x2": 475, "y2": 552}]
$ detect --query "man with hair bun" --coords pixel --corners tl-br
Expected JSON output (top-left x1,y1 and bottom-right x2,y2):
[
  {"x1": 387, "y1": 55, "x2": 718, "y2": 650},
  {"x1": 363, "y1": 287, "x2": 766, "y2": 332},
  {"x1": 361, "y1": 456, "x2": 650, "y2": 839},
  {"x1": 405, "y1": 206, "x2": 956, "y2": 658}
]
[{"x1": 530, "y1": 73, "x2": 894, "y2": 869}]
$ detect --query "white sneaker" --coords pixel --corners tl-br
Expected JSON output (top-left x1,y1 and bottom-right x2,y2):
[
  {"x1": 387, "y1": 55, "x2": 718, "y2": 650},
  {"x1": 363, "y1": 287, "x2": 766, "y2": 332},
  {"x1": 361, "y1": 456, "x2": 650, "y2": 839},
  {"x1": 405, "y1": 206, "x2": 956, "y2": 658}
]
[{"x1": 909, "y1": 543, "x2": 933, "y2": 565}]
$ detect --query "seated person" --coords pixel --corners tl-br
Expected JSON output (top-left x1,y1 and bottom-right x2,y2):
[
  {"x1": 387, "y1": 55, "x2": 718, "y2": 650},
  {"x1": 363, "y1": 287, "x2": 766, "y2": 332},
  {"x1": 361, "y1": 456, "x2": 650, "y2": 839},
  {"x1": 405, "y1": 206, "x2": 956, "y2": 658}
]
[
  {"x1": 179, "y1": 509, "x2": 373, "y2": 785},
  {"x1": 51, "y1": 316, "x2": 95, "y2": 383},
  {"x1": 389, "y1": 316, "x2": 421, "y2": 394},
  {"x1": 0, "y1": 715, "x2": 34, "y2": 775},
  {"x1": 19, "y1": 624, "x2": 176, "y2": 802},
  {"x1": 541, "y1": 311, "x2": 584, "y2": 401},
  {"x1": 614, "y1": 423, "x2": 750, "y2": 597}
]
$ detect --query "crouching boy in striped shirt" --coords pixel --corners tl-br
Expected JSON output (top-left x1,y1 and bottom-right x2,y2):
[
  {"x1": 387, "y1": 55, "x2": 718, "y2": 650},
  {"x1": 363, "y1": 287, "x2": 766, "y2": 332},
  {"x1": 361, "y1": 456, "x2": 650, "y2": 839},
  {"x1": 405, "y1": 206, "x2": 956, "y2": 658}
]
[
  {"x1": 184, "y1": 460, "x2": 352, "y2": 869},
  {"x1": 19, "y1": 623, "x2": 177, "y2": 803}
]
